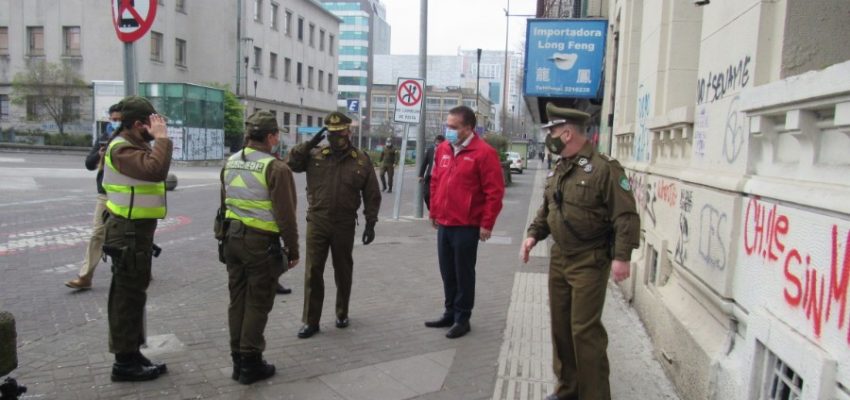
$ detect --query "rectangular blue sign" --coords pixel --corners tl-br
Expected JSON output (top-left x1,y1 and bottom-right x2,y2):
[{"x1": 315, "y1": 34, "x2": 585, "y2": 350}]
[{"x1": 523, "y1": 19, "x2": 608, "y2": 99}]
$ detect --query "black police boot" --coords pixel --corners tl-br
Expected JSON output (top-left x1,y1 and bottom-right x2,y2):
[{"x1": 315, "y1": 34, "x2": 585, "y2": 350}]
[
  {"x1": 424, "y1": 314, "x2": 454, "y2": 328},
  {"x1": 297, "y1": 324, "x2": 320, "y2": 339},
  {"x1": 231, "y1": 352, "x2": 241, "y2": 381},
  {"x1": 445, "y1": 321, "x2": 471, "y2": 339},
  {"x1": 275, "y1": 282, "x2": 292, "y2": 295},
  {"x1": 134, "y1": 351, "x2": 167, "y2": 374},
  {"x1": 238, "y1": 353, "x2": 275, "y2": 385},
  {"x1": 111, "y1": 353, "x2": 160, "y2": 382}
]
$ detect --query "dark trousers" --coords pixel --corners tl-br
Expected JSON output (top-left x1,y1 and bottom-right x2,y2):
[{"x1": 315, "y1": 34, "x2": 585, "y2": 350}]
[
  {"x1": 224, "y1": 222, "x2": 284, "y2": 354},
  {"x1": 105, "y1": 217, "x2": 157, "y2": 354},
  {"x1": 380, "y1": 166, "x2": 394, "y2": 190},
  {"x1": 302, "y1": 217, "x2": 356, "y2": 326},
  {"x1": 549, "y1": 244, "x2": 611, "y2": 400},
  {"x1": 436, "y1": 225, "x2": 479, "y2": 323},
  {"x1": 422, "y1": 176, "x2": 431, "y2": 210}
]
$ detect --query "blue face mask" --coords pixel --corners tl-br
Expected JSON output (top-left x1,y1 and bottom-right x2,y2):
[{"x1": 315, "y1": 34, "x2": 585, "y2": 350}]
[
  {"x1": 444, "y1": 128, "x2": 459, "y2": 144},
  {"x1": 109, "y1": 121, "x2": 122, "y2": 130}
]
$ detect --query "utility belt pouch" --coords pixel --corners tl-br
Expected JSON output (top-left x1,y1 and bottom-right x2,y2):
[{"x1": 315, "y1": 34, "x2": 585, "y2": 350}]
[
  {"x1": 214, "y1": 206, "x2": 228, "y2": 241},
  {"x1": 268, "y1": 240, "x2": 287, "y2": 276},
  {"x1": 218, "y1": 240, "x2": 226, "y2": 264}
]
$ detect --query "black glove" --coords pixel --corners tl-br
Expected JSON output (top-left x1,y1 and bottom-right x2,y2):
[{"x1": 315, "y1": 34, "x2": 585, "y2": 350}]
[
  {"x1": 307, "y1": 128, "x2": 327, "y2": 149},
  {"x1": 362, "y1": 222, "x2": 376, "y2": 245}
]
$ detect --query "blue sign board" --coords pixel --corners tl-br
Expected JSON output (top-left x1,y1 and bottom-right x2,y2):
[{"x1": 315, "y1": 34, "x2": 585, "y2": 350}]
[
  {"x1": 523, "y1": 19, "x2": 608, "y2": 99},
  {"x1": 297, "y1": 126, "x2": 324, "y2": 135},
  {"x1": 346, "y1": 99, "x2": 360, "y2": 113}
]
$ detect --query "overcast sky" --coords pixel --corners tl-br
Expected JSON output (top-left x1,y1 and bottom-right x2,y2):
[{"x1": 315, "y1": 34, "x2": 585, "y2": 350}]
[{"x1": 380, "y1": 0, "x2": 538, "y2": 55}]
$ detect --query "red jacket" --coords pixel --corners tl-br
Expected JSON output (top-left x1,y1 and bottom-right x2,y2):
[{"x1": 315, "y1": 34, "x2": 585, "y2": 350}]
[{"x1": 429, "y1": 134, "x2": 504, "y2": 230}]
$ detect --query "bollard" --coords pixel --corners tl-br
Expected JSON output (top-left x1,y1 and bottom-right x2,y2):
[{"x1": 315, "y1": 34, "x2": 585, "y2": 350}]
[
  {"x1": 0, "y1": 312, "x2": 16, "y2": 376},
  {"x1": 165, "y1": 173, "x2": 178, "y2": 191}
]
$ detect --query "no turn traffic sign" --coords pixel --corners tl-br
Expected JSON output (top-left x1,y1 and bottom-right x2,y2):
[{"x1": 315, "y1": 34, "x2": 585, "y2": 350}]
[
  {"x1": 394, "y1": 78, "x2": 425, "y2": 124},
  {"x1": 111, "y1": 0, "x2": 158, "y2": 43}
]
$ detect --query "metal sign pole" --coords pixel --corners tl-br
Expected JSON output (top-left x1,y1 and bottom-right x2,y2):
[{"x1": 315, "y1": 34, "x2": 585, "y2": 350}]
[
  {"x1": 358, "y1": 99, "x2": 363, "y2": 149},
  {"x1": 392, "y1": 123, "x2": 409, "y2": 220},
  {"x1": 123, "y1": 42, "x2": 137, "y2": 96}
]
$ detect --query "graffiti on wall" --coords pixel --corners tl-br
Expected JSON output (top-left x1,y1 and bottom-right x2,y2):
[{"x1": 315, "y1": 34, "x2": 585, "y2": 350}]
[
  {"x1": 699, "y1": 204, "x2": 727, "y2": 270},
  {"x1": 675, "y1": 189, "x2": 694, "y2": 265},
  {"x1": 693, "y1": 106, "x2": 709, "y2": 160},
  {"x1": 696, "y1": 55, "x2": 751, "y2": 105},
  {"x1": 629, "y1": 173, "x2": 656, "y2": 227},
  {"x1": 723, "y1": 96, "x2": 745, "y2": 164},
  {"x1": 743, "y1": 197, "x2": 850, "y2": 344},
  {"x1": 634, "y1": 84, "x2": 651, "y2": 162},
  {"x1": 656, "y1": 180, "x2": 678, "y2": 208}
]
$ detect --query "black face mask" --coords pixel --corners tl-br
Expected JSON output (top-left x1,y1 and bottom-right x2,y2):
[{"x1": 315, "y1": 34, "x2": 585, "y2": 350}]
[
  {"x1": 545, "y1": 133, "x2": 566, "y2": 155},
  {"x1": 328, "y1": 132, "x2": 350, "y2": 151}
]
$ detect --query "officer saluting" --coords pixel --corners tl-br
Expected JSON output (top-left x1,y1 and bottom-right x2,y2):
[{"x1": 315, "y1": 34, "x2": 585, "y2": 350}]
[
  {"x1": 101, "y1": 96, "x2": 171, "y2": 382},
  {"x1": 520, "y1": 103, "x2": 640, "y2": 400},
  {"x1": 287, "y1": 112, "x2": 381, "y2": 338},
  {"x1": 221, "y1": 111, "x2": 299, "y2": 384}
]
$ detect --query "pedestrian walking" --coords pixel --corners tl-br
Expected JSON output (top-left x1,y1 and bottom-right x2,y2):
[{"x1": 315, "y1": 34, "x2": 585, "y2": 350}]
[
  {"x1": 379, "y1": 140, "x2": 398, "y2": 193},
  {"x1": 547, "y1": 152, "x2": 553, "y2": 169},
  {"x1": 418, "y1": 135, "x2": 445, "y2": 210},
  {"x1": 220, "y1": 111, "x2": 300, "y2": 384},
  {"x1": 538, "y1": 150, "x2": 544, "y2": 164},
  {"x1": 426, "y1": 106, "x2": 505, "y2": 339},
  {"x1": 100, "y1": 96, "x2": 171, "y2": 382},
  {"x1": 65, "y1": 104, "x2": 122, "y2": 290},
  {"x1": 519, "y1": 103, "x2": 640, "y2": 400},
  {"x1": 287, "y1": 112, "x2": 381, "y2": 339}
]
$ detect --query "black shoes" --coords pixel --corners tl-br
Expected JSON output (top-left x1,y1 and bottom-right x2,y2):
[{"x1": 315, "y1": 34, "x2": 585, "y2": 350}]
[
  {"x1": 238, "y1": 353, "x2": 275, "y2": 385},
  {"x1": 297, "y1": 324, "x2": 320, "y2": 338},
  {"x1": 445, "y1": 322, "x2": 471, "y2": 339},
  {"x1": 134, "y1": 352, "x2": 167, "y2": 374},
  {"x1": 111, "y1": 361, "x2": 160, "y2": 382},
  {"x1": 275, "y1": 283, "x2": 292, "y2": 295},
  {"x1": 335, "y1": 318, "x2": 349, "y2": 329},
  {"x1": 230, "y1": 352, "x2": 241, "y2": 381},
  {"x1": 424, "y1": 315, "x2": 454, "y2": 328}
]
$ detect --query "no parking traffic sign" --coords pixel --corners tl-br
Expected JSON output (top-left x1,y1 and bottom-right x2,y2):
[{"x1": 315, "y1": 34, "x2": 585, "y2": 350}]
[
  {"x1": 111, "y1": 0, "x2": 158, "y2": 43},
  {"x1": 393, "y1": 77, "x2": 424, "y2": 124}
]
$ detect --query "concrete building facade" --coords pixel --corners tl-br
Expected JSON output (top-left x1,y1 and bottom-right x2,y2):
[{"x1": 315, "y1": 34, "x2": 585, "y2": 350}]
[
  {"x1": 0, "y1": 0, "x2": 340, "y2": 143},
  {"x1": 602, "y1": 1, "x2": 850, "y2": 399}
]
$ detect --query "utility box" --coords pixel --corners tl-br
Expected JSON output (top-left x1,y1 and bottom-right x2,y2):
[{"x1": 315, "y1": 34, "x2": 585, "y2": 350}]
[{"x1": 139, "y1": 83, "x2": 225, "y2": 161}]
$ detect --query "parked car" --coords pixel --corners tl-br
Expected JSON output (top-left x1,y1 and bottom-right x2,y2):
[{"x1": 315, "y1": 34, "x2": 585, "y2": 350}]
[{"x1": 506, "y1": 151, "x2": 523, "y2": 174}]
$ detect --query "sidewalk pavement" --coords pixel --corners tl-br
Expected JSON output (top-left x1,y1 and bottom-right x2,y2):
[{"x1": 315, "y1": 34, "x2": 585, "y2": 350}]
[{"x1": 8, "y1": 160, "x2": 679, "y2": 400}]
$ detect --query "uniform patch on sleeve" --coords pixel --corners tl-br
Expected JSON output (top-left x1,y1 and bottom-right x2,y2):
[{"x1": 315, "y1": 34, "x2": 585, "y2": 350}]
[{"x1": 619, "y1": 175, "x2": 631, "y2": 191}]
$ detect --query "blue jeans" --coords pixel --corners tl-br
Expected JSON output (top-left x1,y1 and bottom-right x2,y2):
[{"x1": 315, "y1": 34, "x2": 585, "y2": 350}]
[{"x1": 436, "y1": 225, "x2": 480, "y2": 324}]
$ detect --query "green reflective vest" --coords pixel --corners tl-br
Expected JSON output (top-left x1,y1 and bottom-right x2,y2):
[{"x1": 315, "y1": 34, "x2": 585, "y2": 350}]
[
  {"x1": 103, "y1": 137, "x2": 167, "y2": 219},
  {"x1": 224, "y1": 148, "x2": 278, "y2": 233}
]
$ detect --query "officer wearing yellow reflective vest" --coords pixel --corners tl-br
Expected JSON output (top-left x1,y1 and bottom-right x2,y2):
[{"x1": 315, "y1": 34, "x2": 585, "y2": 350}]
[
  {"x1": 100, "y1": 96, "x2": 171, "y2": 382},
  {"x1": 220, "y1": 110, "x2": 299, "y2": 385}
]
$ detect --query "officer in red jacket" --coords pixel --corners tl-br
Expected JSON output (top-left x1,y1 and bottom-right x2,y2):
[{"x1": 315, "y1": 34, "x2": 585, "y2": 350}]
[{"x1": 426, "y1": 105, "x2": 505, "y2": 339}]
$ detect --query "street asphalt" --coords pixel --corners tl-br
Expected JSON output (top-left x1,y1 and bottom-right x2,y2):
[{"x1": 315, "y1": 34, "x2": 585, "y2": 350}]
[{"x1": 0, "y1": 151, "x2": 679, "y2": 399}]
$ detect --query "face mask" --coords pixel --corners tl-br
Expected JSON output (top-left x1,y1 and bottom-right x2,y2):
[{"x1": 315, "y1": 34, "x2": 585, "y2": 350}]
[
  {"x1": 109, "y1": 121, "x2": 122, "y2": 130},
  {"x1": 444, "y1": 129, "x2": 459, "y2": 144},
  {"x1": 271, "y1": 143, "x2": 281, "y2": 155},
  {"x1": 545, "y1": 133, "x2": 566, "y2": 155},
  {"x1": 328, "y1": 133, "x2": 349, "y2": 151}
]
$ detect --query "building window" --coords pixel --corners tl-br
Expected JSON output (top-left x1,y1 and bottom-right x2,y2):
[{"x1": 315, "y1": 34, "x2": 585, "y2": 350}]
[
  {"x1": 318, "y1": 70, "x2": 324, "y2": 91},
  {"x1": 253, "y1": 0, "x2": 262, "y2": 22},
  {"x1": 297, "y1": 17, "x2": 304, "y2": 41},
  {"x1": 175, "y1": 38, "x2": 187, "y2": 67},
  {"x1": 27, "y1": 26, "x2": 44, "y2": 56},
  {"x1": 176, "y1": 0, "x2": 185, "y2": 13},
  {"x1": 0, "y1": 95, "x2": 9, "y2": 120},
  {"x1": 307, "y1": 115, "x2": 313, "y2": 126},
  {"x1": 756, "y1": 346, "x2": 804, "y2": 400},
  {"x1": 309, "y1": 23, "x2": 315, "y2": 47},
  {"x1": 253, "y1": 47, "x2": 262, "y2": 73},
  {"x1": 150, "y1": 31, "x2": 163, "y2": 62},
  {"x1": 0, "y1": 27, "x2": 9, "y2": 55},
  {"x1": 317, "y1": 117, "x2": 322, "y2": 127},
  {"x1": 283, "y1": 112, "x2": 290, "y2": 127},
  {"x1": 319, "y1": 29, "x2": 325, "y2": 51},
  {"x1": 284, "y1": 10, "x2": 292, "y2": 36},
  {"x1": 63, "y1": 26, "x2": 81, "y2": 57},
  {"x1": 296, "y1": 114, "x2": 302, "y2": 126},
  {"x1": 307, "y1": 66, "x2": 314, "y2": 89},
  {"x1": 329, "y1": 34, "x2": 334, "y2": 55},
  {"x1": 26, "y1": 96, "x2": 41, "y2": 119},
  {"x1": 646, "y1": 245, "x2": 658, "y2": 286},
  {"x1": 63, "y1": 96, "x2": 80, "y2": 121},
  {"x1": 269, "y1": 52, "x2": 278, "y2": 78},
  {"x1": 373, "y1": 95, "x2": 386, "y2": 105},
  {"x1": 296, "y1": 62, "x2": 302, "y2": 85},
  {"x1": 284, "y1": 57, "x2": 291, "y2": 82},
  {"x1": 270, "y1": 3, "x2": 279, "y2": 30},
  {"x1": 328, "y1": 73, "x2": 333, "y2": 93},
  {"x1": 426, "y1": 97, "x2": 441, "y2": 107}
]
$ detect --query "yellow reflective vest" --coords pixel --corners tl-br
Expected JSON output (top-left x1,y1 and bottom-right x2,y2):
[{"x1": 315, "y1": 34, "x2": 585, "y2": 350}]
[
  {"x1": 224, "y1": 148, "x2": 278, "y2": 233},
  {"x1": 103, "y1": 137, "x2": 167, "y2": 219}
]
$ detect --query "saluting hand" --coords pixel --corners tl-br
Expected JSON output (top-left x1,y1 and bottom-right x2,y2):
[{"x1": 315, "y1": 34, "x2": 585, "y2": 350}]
[
  {"x1": 307, "y1": 128, "x2": 327, "y2": 149},
  {"x1": 611, "y1": 260, "x2": 631, "y2": 282},
  {"x1": 146, "y1": 114, "x2": 168, "y2": 140},
  {"x1": 519, "y1": 237, "x2": 536, "y2": 263}
]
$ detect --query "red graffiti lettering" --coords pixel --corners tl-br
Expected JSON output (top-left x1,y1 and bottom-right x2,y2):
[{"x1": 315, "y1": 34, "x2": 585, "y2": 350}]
[
  {"x1": 784, "y1": 250, "x2": 802, "y2": 306},
  {"x1": 656, "y1": 180, "x2": 678, "y2": 208},
  {"x1": 743, "y1": 198, "x2": 788, "y2": 263},
  {"x1": 827, "y1": 226, "x2": 850, "y2": 331}
]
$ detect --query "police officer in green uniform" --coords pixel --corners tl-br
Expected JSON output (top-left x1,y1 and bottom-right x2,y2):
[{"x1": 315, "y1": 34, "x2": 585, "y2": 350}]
[
  {"x1": 221, "y1": 111, "x2": 300, "y2": 384},
  {"x1": 288, "y1": 112, "x2": 382, "y2": 338},
  {"x1": 520, "y1": 103, "x2": 640, "y2": 400},
  {"x1": 379, "y1": 140, "x2": 398, "y2": 193},
  {"x1": 101, "y1": 96, "x2": 171, "y2": 382}
]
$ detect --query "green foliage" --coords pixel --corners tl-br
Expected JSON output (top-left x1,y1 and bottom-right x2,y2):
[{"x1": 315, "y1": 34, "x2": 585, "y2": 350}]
[
  {"x1": 44, "y1": 133, "x2": 93, "y2": 147},
  {"x1": 206, "y1": 83, "x2": 244, "y2": 148},
  {"x1": 483, "y1": 133, "x2": 509, "y2": 161},
  {"x1": 11, "y1": 60, "x2": 88, "y2": 135}
]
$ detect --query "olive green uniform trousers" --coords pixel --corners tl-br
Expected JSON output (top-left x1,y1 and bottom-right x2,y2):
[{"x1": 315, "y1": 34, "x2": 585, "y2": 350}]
[
  {"x1": 549, "y1": 245, "x2": 612, "y2": 400},
  {"x1": 224, "y1": 221, "x2": 285, "y2": 354},
  {"x1": 302, "y1": 217, "x2": 355, "y2": 326},
  {"x1": 105, "y1": 216, "x2": 157, "y2": 354},
  {"x1": 379, "y1": 165, "x2": 394, "y2": 190}
]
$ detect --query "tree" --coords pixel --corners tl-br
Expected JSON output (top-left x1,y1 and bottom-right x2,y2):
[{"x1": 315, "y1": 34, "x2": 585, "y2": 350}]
[
  {"x1": 11, "y1": 61, "x2": 88, "y2": 135},
  {"x1": 207, "y1": 83, "x2": 244, "y2": 149}
]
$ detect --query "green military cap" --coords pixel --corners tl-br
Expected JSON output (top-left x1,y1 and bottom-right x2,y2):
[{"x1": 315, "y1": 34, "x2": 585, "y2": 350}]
[
  {"x1": 325, "y1": 111, "x2": 352, "y2": 132},
  {"x1": 541, "y1": 103, "x2": 591, "y2": 128},
  {"x1": 245, "y1": 110, "x2": 279, "y2": 132},
  {"x1": 117, "y1": 96, "x2": 157, "y2": 122}
]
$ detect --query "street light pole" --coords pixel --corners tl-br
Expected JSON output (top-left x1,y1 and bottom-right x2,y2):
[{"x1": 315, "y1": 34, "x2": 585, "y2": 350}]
[
  {"x1": 475, "y1": 48, "x2": 482, "y2": 114},
  {"x1": 502, "y1": 0, "x2": 510, "y2": 136}
]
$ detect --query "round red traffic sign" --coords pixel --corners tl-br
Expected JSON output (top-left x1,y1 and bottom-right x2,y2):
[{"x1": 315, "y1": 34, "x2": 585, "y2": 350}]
[
  {"x1": 111, "y1": 0, "x2": 158, "y2": 43},
  {"x1": 397, "y1": 79, "x2": 423, "y2": 107}
]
